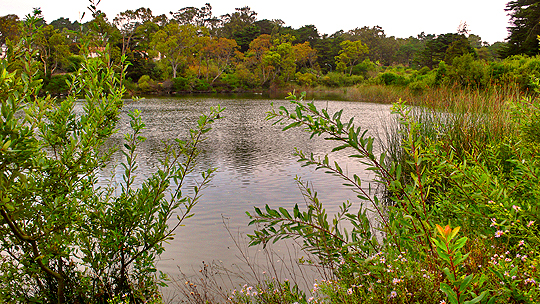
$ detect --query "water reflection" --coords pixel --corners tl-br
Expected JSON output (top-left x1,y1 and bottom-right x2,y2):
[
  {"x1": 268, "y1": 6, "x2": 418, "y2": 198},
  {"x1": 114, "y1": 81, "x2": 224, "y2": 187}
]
[{"x1": 97, "y1": 96, "x2": 392, "y2": 293}]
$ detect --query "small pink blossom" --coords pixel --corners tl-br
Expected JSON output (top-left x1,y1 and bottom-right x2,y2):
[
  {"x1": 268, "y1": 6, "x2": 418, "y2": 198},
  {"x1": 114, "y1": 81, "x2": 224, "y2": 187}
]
[
  {"x1": 389, "y1": 291, "x2": 397, "y2": 298},
  {"x1": 347, "y1": 288, "x2": 353, "y2": 295},
  {"x1": 495, "y1": 230, "x2": 504, "y2": 238},
  {"x1": 512, "y1": 205, "x2": 521, "y2": 211},
  {"x1": 527, "y1": 221, "x2": 535, "y2": 227}
]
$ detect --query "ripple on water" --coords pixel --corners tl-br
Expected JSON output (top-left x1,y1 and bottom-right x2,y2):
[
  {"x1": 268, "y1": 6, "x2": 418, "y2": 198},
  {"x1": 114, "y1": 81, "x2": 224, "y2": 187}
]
[{"x1": 94, "y1": 96, "x2": 392, "y2": 291}]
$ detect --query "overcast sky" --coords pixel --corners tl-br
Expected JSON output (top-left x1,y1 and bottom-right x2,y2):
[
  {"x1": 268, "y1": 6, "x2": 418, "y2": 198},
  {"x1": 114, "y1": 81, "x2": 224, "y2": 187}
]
[{"x1": 2, "y1": 0, "x2": 511, "y2": 44}]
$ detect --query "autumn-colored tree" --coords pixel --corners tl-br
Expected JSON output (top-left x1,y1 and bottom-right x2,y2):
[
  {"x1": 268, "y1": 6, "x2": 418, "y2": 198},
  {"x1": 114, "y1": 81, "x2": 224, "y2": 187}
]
[
  {"x1": 246, "y1": 34, "x2": 273, "y2": 84},
  {"x1": 206, "y1": 37, "x2": 239, "y2": 83},
  {"x1": 335, "y1": 40, "x2": 369, "y2": 75},
  {"x1": 0, "y1": 14, "x2": 21, "y2": 47},
  {"x1": 293, "y1": 41, "x2": 318, "y2": 70}
]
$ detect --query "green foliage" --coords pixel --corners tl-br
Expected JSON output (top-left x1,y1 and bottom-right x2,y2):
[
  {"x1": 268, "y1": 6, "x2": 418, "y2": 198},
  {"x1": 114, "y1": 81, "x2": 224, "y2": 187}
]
[
  {"x1": 43, "y1": 74, "x2": 71, "y2": 95},
  {"x1": 351, "y1": 59, "x2": 379, "y2": 78},
  {"x1": 446, "y1": 54, "x2": 488, "y2": 88},
  {"x1": 66, "y1": 55, "x2": 84, "y2": 73},
  {"x1": 247, "y1": 91, "x2": 540, "y2": 303},
  {"x1": 171, "y1": 76, "x2": 212, "y2": 92},
  {"x1": 137, "y1": 74, "x2": 156, "y2": 92},
  {"x1": 0, "y1": 22, "x2": 223, "y2": 303},
  {"x1": 377, "y1": 72, "x2": 409, "y2": 86},
  {"x1": 295, "y1": 71, "x2": 317, "y2": 87},
  {"x1": 503, "y1": 0, "x2": 540, "y2": 57},
  {"x1": 319, "y1": 72, "x2": 363, "y2": 88},
  {"x1": 335, "y1": 40, "x2": 369, "y2": 76}
]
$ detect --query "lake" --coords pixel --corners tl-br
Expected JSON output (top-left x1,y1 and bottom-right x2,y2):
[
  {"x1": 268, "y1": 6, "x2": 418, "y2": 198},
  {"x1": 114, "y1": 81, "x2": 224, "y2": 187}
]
[{"x1": 98, "y1": 94, "x2": 392, "y2": 297}]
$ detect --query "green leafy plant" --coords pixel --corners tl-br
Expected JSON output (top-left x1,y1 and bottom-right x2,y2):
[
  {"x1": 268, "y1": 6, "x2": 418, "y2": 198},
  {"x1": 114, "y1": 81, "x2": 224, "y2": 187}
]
[
  {"x1": 433, "y1": 225, "x2": 490, "y2": 304},
  {"x1": 0, "y1": 13, "x2": 223, "y2": 303},
  {"x1": 246, "y1": 91, "x2": 539, "y2": 303}
]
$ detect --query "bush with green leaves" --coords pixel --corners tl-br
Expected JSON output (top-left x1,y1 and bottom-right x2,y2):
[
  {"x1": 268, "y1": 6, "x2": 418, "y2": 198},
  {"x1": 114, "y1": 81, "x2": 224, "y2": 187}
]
[
  {"x1": 42, "y1": 74, "x2": 71, "y2": 95},
  {"x1": 0, "y1": 15, "x2": 223, "y2": 304},
  {"x1": 246, "y1": 92, "x2": 539, "y2": 303},
  {"x1": 319, "y1": 72, "x2": 363, "y2": 88}
]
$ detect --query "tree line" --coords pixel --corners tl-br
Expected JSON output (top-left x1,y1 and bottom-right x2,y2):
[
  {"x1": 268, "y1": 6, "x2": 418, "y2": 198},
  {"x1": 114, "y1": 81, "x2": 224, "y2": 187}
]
[{"x1": 0, "y1": 1, "x2": 538, "y2": 95}]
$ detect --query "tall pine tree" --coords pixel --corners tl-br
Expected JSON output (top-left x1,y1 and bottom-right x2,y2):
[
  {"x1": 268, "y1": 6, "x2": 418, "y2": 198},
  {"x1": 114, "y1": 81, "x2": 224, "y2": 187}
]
[{"x1": 503, "y1": 0, "x2": 540, "y2": 57}]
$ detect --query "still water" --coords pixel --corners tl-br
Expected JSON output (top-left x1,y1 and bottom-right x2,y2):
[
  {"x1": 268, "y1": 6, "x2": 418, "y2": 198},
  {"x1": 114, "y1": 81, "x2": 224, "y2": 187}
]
[{"x1": 99, "y1": 94, "x2": 392, "y2": 294}]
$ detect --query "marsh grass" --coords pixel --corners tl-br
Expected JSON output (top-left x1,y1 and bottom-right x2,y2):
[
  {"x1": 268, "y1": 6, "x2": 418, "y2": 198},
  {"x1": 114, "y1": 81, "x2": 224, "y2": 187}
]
[{"x1": 370, "y1": 83, "x2": 523, "y2": 191}]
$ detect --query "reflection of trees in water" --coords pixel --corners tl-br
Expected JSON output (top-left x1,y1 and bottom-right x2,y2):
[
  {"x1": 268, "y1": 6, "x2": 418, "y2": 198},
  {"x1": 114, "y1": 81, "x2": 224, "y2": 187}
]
[{"x1": 96, "y1": 97, "x2": 389, "y2": 188}]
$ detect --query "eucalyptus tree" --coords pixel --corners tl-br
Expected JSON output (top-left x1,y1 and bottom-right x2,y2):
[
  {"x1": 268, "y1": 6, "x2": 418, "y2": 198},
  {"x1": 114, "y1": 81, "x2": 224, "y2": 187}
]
[
  {"x1": 113, "y1": 7, "x2": 155, "y2": 56},
  {"x1": 150, "y1": 23, "x2": 206, "y2": 78}
]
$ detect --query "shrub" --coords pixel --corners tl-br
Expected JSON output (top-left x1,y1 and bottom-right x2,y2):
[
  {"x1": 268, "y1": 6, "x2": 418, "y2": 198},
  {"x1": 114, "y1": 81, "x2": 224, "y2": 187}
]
[
  {"x1": 66, "y1": 55, "x2": 84, "y2": 73},
  {"x1": 137, "y1": 74, "x2": 155, "y2": 92},
  {"x1": 319, "y1": 72, "x2": 363, "y2": 87},
  {"x1": 172, "y1": 76, "x2": 191, "y2": 91},
  {"x1": 377, "y1": 71, "x2": 409, "y2": 86},
  {"x1": 351, "y1": 59, "x2": 379, "y2": 78},
  {"x1": 246, "y1": 92, "x2": 540, "y2": 303},
  {"x1": 0, "y1": 18, "x2": 223, "y2": 303},
  {"x1": 447, "y1": 53, "x2": 489, "y2": 88},
  {"x1": 192, "y1": 77, "x2": 211, "y2": 91},
  {"x1": 43, "y1": 74, "x2": 70, "y2": 95},
  {"x1": 295, "y1": 71, "x2": 318, "y2": 87}
]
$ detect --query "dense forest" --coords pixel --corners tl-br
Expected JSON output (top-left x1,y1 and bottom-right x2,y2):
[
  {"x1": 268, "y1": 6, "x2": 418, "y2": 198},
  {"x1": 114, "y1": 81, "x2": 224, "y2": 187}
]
[{"x1": 1, "y1": 1, "x2": 539, "y2": 96}]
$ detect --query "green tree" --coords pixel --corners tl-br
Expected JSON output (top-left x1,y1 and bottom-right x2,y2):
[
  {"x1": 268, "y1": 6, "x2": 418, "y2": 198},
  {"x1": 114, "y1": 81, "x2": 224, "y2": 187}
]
[
  {"x1": 503, "y1": 0, "x2": 540, "y2": 57},
  {"x1": 34, "y1": 24, "x2": 71, "y2": 76},
  {"x1": 150, "y1": 23, "x2": 204, "y2": 78},
  {"x1": 219, "y1": 6, "x2": 259, "y2": 51},
  {"x1": 170, "y1": 3, "x2": 218, "y2": 30},
  {"x1": 50, "y1": 17, "x2": 80, "y2": 32},
  {"x1": 312, "y1": 31, "x2": 345, "y2": 73},
  {"x1": 344, "y1": 26, "x2": 398, "y2": 65},
  {"x1": 113, "y1": 7, "x2": 155, "y2": 56},
  {"x1": 335, "y1": 39, "x2": 369, "y2": 75},
  {"x1": 394, "y1": 36, "x2": 423, "y2": 66},
  {"x1": 272, "y1": 39, "x2": 296, "y2": 82},
  {"x1": 292, "y1": 24, "x2": 320, "y2": 45}
]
